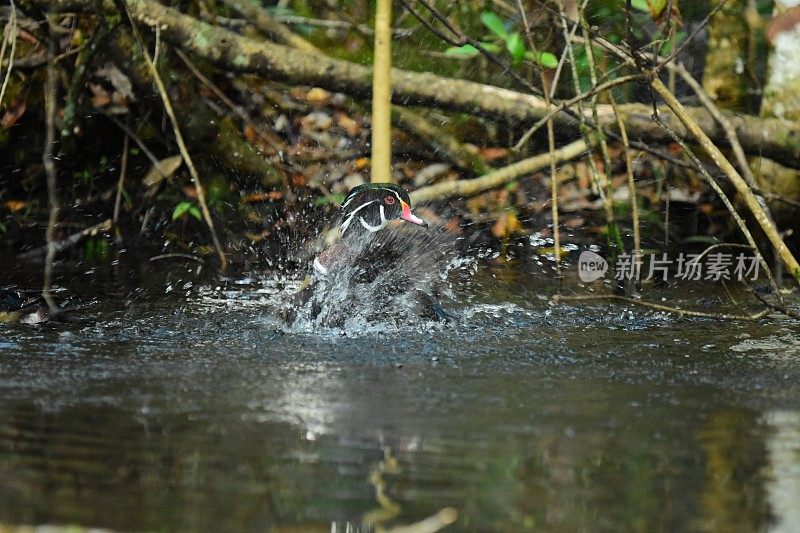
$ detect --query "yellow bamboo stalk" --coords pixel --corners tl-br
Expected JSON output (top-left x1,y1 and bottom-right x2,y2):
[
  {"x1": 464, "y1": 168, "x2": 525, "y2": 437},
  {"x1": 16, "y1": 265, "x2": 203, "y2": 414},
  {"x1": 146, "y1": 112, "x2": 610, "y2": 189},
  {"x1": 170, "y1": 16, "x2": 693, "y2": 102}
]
[{"x1": 371, "y1": 0, "x2": 393, "y2": 183}]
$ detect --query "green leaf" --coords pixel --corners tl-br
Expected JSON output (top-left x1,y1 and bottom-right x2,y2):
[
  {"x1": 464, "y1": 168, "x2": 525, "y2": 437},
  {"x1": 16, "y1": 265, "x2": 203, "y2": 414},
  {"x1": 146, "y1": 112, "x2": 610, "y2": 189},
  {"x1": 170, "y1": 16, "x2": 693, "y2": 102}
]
[
  {"x1": 480, "y1": 11, "x2": 507, "y2": 38},
  {"x1": 313, "y1": 193, "x2": 346, "y2": 206},
  {"x1": 630, "y1": 0, "x2": 650, "y2": 12},
  {"x1": 538, "y1": 51, "x2": 558, "y2": 68},
  {"x1": 647, "y1": 0, "x2": 667, "y2": 16},
  {"x1": 172, "y1": 201, "x2": 193, "y2": 220},
  {"x1": 0, "y1": 222, "x2": 5, "y2": 234},
  {"x1": 524, "y1": 50, "x2": 559, "y2": 68},
  {"x1": 683, "y1": 235, "x2": 719, "y2": 245},
  {"x1": 445, "y1": 44, "x2": 479, "y2": 57},
  {"x1": 506, "y1": 32, "x2": 525, "y2": 65},
  {"x1": 188, "y1": 206, "x2": 202, "y2": 221}
]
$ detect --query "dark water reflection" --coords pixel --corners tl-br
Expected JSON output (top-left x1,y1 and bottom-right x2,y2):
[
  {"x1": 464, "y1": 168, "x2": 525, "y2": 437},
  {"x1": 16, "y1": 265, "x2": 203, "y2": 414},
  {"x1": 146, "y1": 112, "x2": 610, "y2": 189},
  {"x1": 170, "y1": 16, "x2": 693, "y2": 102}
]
[{"x1": 1, "y1": 257, "x2": 799, "y2": 531}]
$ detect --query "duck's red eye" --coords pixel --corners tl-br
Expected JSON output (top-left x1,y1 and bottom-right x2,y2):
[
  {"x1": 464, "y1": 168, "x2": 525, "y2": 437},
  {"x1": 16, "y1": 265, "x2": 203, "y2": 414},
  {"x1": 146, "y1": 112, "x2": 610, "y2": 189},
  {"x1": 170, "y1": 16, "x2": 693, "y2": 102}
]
[{"x1": 384, "y1": 195, "x2": 395, "y2": 205}]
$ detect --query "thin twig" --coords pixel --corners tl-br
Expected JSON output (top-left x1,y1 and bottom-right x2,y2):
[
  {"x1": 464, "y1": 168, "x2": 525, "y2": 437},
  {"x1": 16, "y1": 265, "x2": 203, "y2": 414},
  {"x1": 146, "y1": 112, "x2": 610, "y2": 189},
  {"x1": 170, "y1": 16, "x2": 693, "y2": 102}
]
[
  {"x1": 671, "y1": 62, "x2": 758, "y2": 188},
  {"x1": 274, "y1": 14, "x2": 412, "y2": 37},
  {"x1": 113, "y1": 117, "x2": 130, "y2": 224},
  {"x1": 658, "y1": 0, "x2": 729, "y2": 67},
  {"x1": 0, "y1": 0, "x2": 18, "y2": 110},
  {"x1": 609, "y1": 93, "x2": 640, "y2": 260},
  {"x1": 552, "y1": 294, "x2": 769, "y2": 321},
  {"x1": 578, "y1": 6, "x2": 614, "y2": 202},
  {"x1": 100, "y1": 111, "x2": 162, "y2": 169},
  {"x1": 42, "y1": 15, "x2": 59, "y2": 313},
  {"x1": 558, "y1": 2, "x2": 616, "y2": 248},
  {"x1": 121, "y1": 2, "x2": 228, "y2": 269},
  {"x1": 150, "y1": 253, "x2": 205, "y2": 263},
  {"x1": 513, "y1": 74, "x2": 641, "y2": 151},
  {"x1": 399, "y1": 0, "x2": 543, "y2": 96}
]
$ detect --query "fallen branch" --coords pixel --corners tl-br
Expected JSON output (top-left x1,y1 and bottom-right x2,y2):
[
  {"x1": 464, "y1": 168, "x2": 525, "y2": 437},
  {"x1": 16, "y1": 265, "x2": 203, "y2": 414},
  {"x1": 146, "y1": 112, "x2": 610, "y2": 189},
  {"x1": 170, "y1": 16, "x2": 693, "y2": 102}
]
[
  {"x1": 19, "y1": 218, "x2": 112, "y2": 260},
  {"x1": 410, "y1": 138, "x2": 590, "y2": 203},
  {"x1": 25, "y1": 0, "x2": 800, "y2": 169},
  {"x1": 552, "y1": 294, "x2": 770, "y2": 321},
  {"x1": 752, "y1": 290, "x2": 800, "y2": 321}
]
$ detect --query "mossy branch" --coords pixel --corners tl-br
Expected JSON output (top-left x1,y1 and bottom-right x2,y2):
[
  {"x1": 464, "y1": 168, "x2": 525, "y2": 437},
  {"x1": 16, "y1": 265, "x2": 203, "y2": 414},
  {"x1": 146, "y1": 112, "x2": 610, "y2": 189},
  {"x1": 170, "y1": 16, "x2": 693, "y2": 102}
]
[{"x1": 410, "y1": 139, "x2": 590, "y2": 204}]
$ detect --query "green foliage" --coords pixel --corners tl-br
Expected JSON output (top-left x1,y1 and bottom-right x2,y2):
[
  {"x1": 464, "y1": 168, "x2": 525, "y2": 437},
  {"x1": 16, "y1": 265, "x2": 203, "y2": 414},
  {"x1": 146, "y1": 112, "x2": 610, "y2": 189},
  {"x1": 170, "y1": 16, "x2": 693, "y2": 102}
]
[
  {"x1": 659, "y1": 30, "x2": 686, "y2": 55},
  {"x1": 526, "y1": 51, "x2": 558, "y2": 68},
  {"x1": 85, "y1": 238, "x2": 110, "y2": 261},
  {"x1": 506, "y1": 33, "x2": 525, "y2": 65},
  {"x1": 683, "y1": 235, "x2": 719, "y2": 245},
  {"x1": 631, "y1": 0, "x2": 667, "y2": 17},
  {"x1": 172, "y1": 201, "x2": 202, "y2": 221},
  {"x1": 313, "y1": 193, "x2": 346, "y2": 206},
  {"x1": 444, "y1": 11, "x2": 557, "y2": 68},
  {"x1": 479, "y1": 12, "x2": 508, "y2": 39},
  {"x1": 606, "y1": 220, "x2": 624, "y2": 252},
  {"x1": 0, "y1": 221, "x2": 6, "y2": 234}
]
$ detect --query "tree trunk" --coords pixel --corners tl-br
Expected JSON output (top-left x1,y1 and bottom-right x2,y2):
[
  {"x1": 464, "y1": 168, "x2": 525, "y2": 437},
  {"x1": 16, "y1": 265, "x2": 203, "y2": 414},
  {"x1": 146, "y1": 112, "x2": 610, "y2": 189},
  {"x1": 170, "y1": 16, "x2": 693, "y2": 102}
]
[
  {"x1": 702, "y1": 0, "x2": 750, "y2": 112},
  {"x1": 754, "y1": 1, "x2": 800, "y2": 220}
]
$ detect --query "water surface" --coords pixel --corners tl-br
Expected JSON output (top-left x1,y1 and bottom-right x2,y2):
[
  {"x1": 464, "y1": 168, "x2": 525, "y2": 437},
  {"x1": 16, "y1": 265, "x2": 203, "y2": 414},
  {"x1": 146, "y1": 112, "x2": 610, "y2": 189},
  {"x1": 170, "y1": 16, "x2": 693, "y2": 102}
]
[{"x1": 1, "y1": 257, "x2": 799, "y2": 531}]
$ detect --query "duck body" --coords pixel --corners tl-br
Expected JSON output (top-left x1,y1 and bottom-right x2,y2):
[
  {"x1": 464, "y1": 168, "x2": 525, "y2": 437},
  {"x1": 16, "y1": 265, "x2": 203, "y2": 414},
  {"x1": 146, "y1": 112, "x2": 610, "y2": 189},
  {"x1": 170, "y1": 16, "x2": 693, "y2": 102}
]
[{"x1": 283, "y1": 183, "x2": 451, "y2": 327}]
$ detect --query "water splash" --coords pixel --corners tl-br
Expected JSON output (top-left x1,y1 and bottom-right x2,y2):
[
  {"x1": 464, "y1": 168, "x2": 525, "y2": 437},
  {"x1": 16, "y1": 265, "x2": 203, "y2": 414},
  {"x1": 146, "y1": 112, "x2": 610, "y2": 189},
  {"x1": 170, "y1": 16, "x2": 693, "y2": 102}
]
[{"x1": 281, "y1": 225, "x2": 461, "y2": 332}]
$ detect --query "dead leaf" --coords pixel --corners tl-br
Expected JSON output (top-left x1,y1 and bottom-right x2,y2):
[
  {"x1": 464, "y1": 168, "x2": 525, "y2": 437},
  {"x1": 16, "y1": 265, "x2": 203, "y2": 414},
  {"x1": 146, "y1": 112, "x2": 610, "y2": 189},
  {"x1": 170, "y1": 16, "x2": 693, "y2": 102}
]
[
  {"x1": 479, "y1": 147, "x2": 509, "y2": 161},
  {"x1": 243, "y1": 191, "x2": 284, "y2": 203},
  {"x1": 291, "y1": 173, "x2": 307, "y2": 187},
  {"x1": 95, "y1": 63, "x2": 135, "y2": 102},
  {"x1": 244, "y1": 124, "x2": 258, "y2": 143},
  {"x1": 334, "y1": 111, "x2": 360, "y2": 136},
  {"x1": 354, "y1": 157, "x2": 370, "y2": 170},
  {"x1": 306, "y1": 87, "x2": 331, "y2": 106},
  {"x1": 4, "y1": 200, "x2": 27, "y2": 212},
  {"x1": 491, "y1": 210, "x2": 522, "y2": 238},
  {"x1": 301, "y1": 112, "x2": 333, "y2": 131},
  {"x1": 767, "y1": 7, "x2": 800, "y2": 43},
  {"x1": 1, "y1": 101, "x2": 26, "y2": 129},
  {"x1": 89, "y1": 82, "x2": 112, "y2": 109},
  {"x1": 143, "y1": 155, "x2": 183, "y2": 188}
]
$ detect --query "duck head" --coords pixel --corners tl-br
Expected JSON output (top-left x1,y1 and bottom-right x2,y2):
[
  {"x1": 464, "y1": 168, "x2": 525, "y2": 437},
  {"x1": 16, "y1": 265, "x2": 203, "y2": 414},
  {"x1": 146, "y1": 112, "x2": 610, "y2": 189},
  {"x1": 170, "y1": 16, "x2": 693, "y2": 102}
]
[
  {"x1": 339, "y1": 183, "x2": 427, "y2": 236},
  {"x1": 312, "y1": 183, "x2": 427, "y2": 276}
]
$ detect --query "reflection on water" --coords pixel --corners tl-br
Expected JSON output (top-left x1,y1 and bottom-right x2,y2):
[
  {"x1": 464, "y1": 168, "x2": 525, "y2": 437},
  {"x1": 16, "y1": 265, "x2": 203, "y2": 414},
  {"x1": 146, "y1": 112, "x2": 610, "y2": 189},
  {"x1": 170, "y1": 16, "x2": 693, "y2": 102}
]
[
  {"x1": 764, "y1": 411, "x2": 800, "y2": 533},
  {"x1": 1, "y1": 258, "x2": 800, "y2": 531}
]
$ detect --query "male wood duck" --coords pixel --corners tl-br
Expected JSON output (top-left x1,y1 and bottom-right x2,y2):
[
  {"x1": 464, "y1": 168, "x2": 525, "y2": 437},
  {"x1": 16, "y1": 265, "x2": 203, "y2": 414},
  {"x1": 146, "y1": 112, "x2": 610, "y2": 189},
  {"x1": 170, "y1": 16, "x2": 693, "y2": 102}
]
[{"x1": 283, "y1": 183, "x2": 450, "y2": 326}]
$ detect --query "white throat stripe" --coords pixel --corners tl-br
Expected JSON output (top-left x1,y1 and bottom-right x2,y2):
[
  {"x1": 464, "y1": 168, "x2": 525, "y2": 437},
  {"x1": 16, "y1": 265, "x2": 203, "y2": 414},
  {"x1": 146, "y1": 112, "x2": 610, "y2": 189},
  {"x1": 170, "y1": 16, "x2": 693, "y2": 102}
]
[
  {"x1": 340, "y1": 199, "x2": 377, "y2": 234},
  {"x1": 359, "y1": 204, "x2": 388, "y2": 232}
]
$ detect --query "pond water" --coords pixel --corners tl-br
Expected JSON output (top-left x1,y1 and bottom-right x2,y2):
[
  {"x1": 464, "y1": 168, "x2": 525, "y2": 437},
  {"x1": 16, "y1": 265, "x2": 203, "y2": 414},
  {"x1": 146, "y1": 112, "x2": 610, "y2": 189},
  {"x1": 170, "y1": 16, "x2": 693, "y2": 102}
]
[{"x1": 1, "y1": 254, "x2": 799, "y2": 531}]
